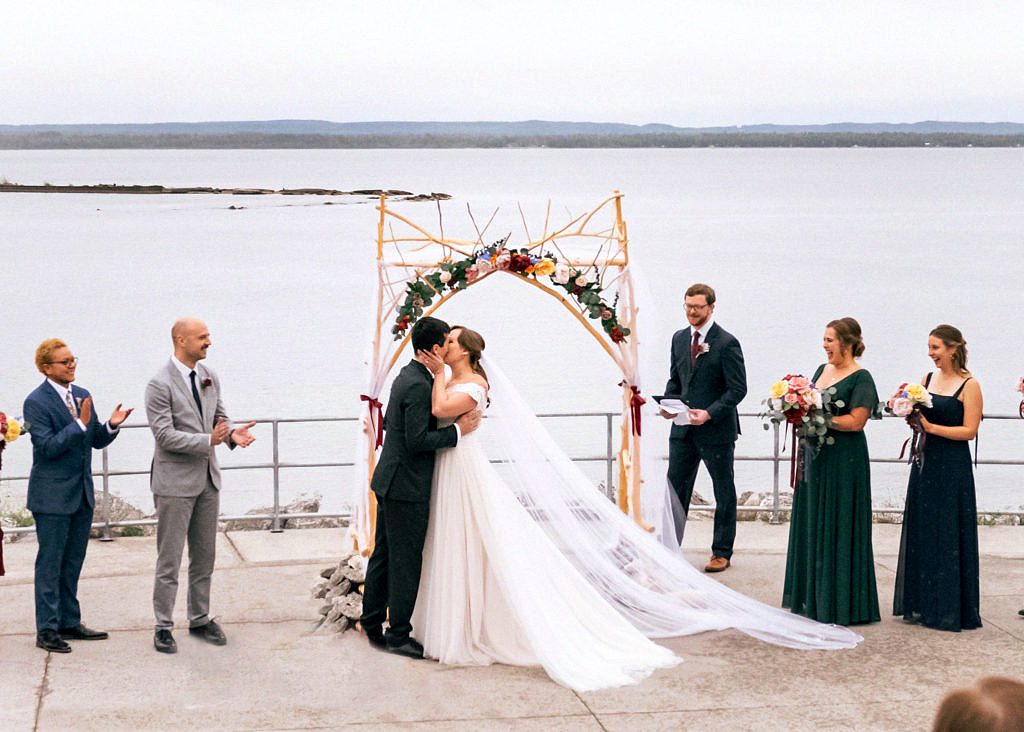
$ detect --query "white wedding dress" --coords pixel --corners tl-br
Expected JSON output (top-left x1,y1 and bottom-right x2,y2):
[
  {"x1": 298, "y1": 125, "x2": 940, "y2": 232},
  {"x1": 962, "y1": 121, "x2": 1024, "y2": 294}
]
[
  {"x1": 411, "y1": 363, "x2": 861, "y2": 692},
  {"x1": 411, "y1": 382, "x2": 681, "y2": 691}
]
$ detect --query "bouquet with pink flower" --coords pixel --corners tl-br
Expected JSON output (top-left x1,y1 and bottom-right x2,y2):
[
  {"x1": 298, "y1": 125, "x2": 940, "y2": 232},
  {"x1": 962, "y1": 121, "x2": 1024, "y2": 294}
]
[
  {"x1": 1017, "y1": 376, "x2": 1024, "y2": 418},
  {"x1": 763, "y1": 374, "x2": 838, "y2": 487},
  {"x1": 884, "y1": 382, "x2": 932, "y2": 466}
]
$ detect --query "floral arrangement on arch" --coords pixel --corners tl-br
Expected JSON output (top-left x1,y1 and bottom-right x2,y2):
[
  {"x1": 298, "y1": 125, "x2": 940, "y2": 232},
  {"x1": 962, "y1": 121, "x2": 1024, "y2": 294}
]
[{"x1": 392, "y1": 236, "x2": 631, "y2": 343}]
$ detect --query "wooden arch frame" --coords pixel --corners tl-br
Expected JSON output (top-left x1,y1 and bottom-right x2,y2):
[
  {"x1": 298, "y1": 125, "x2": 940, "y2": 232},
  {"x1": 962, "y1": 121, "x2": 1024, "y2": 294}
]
[{"x1": 351, "y1": 192, "x2": 652, "y2": 555}]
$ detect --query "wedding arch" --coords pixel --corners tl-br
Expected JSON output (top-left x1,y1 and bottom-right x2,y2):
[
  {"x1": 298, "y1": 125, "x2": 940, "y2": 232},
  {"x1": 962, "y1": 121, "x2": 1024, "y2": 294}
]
[{"x1": 350, "y1": 192, "x2": 653, "y2": 554}]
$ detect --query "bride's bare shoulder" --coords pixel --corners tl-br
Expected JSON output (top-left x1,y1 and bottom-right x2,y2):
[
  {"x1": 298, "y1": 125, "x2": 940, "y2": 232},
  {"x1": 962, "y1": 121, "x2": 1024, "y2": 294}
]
[{"x1": 450, "y1": 376, "x2": 488, "y2": 390}]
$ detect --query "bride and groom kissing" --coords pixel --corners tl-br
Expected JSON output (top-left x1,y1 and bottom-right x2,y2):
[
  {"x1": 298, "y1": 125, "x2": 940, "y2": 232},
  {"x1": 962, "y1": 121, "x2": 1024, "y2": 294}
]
[{"x1": 360, "y1": 316, "x2": 861, "y2": 692}]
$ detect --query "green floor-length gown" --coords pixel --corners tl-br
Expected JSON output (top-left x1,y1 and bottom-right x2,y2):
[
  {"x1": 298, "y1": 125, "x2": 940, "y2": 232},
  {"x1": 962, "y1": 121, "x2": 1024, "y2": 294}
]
[{"x1": 782, "y1": 366, "x2": 881, "y2": 625}]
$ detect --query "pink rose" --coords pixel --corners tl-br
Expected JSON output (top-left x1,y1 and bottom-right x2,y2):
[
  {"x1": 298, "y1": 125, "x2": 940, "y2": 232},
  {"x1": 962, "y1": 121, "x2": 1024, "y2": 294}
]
[
  {"x1": 466, "y1": 265, "x2": 480, "y2": 283},
  {"x1": 787, "y1": 376, "x2": 810, "y2": 391},
  {"x1": 784, "y1": 392, "x2": 799, "y2": 405},
  {"x1": 889, "y1": 397, "x2": 913, "y2": 417},
  {"x1": 495, "y1": 252, "x2": 512, "y2": 271}
]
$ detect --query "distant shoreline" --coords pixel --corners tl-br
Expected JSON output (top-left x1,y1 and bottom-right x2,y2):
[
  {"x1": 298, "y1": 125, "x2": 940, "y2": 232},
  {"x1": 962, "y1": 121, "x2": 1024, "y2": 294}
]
[
  {"x1": 2, "y1": 132, "x2": 1024, "y2": 149},
  {"x1": 0, "y1": 183, "x2": 451, "y2": 199}
]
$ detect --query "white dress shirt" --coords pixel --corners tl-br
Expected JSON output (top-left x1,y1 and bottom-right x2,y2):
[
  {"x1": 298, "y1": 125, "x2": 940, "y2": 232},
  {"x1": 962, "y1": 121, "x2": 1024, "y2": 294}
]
[{"x1": 47, "y1": 378, "x2": 117, "y2": 434}]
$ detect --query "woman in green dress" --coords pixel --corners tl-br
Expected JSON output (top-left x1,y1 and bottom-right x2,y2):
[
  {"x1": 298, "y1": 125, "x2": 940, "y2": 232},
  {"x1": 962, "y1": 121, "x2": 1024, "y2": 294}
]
[{"x1": 782, "y1": 317, "x2": 881, "y2": 625}]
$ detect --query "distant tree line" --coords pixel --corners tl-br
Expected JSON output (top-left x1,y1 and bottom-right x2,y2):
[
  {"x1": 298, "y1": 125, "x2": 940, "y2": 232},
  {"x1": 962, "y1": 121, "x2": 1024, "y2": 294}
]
[{"x1": 1, "y1": 132, "x2": 1022, "y2": 149}]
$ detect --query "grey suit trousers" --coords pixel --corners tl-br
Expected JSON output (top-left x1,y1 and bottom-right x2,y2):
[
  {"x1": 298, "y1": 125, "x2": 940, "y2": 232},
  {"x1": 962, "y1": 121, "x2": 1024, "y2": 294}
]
[{"x1": 152, "y1": 477, "x2": 219, "y2": 629}]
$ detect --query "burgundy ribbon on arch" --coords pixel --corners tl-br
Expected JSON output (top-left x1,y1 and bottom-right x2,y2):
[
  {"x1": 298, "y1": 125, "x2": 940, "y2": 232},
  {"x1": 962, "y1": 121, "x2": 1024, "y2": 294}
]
[
  {"x1": 619, "y1": 382, "x2": 646, "y2": 436},
  {"x1": 360, "y1": 394, "x2": 384, "y2": 449}
]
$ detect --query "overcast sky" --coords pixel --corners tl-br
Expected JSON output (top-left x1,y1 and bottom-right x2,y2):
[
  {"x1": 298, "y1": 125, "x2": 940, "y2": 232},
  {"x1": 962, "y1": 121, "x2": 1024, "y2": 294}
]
[{"x1": 2, "y1": 1, "x2": 1022, "y2": 126}]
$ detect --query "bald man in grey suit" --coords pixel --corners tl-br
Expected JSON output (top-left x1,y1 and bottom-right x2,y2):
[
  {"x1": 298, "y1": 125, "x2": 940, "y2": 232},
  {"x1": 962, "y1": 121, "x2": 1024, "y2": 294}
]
[{"x1": 145, "y1": 318, "x2": 255, "y2": 654}]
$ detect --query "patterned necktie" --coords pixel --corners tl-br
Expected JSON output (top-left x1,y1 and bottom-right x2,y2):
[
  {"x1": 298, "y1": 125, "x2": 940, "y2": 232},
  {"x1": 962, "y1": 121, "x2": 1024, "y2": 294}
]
[
  {"x1": 189, "y1": 371, "x2": 204, "y2": 417},
  {"x1": 65, "y1": 390, "x2": 78, "y2": 418},
  {"x1": 690, "y1": 330, "x2": 701, "y2": 367}
]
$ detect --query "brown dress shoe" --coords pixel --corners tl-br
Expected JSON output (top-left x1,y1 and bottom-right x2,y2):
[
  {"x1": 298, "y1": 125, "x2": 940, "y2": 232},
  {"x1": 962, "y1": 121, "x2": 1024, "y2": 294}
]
[{"x1": 705, "y1": 556, "x2": 730, "y2": 572}]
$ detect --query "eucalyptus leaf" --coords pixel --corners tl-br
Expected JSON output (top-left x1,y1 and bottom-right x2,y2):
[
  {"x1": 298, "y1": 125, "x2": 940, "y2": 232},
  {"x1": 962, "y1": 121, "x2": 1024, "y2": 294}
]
[{"x1": 835, "y1": 400, "x2": 845, "y2": 408}]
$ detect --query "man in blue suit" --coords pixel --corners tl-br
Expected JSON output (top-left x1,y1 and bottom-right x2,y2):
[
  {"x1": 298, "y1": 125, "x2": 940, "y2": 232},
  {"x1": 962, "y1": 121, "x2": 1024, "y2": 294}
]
[{"x1": 24, "y1": 338, "x2": 133, "y2": 653}]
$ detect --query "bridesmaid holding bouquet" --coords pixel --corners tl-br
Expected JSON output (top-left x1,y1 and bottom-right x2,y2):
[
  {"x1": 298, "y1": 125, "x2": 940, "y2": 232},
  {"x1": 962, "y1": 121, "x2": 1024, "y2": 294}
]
[
  {"x1": 893, "y1": 324, "x2": 983, "y2": 631},
  {"x1": 783, "y1": 317, "x2": 881, "y2": 625}
]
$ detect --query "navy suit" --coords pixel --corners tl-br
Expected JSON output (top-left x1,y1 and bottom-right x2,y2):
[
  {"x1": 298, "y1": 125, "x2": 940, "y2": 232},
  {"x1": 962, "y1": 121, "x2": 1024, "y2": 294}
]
[
  {"x1": 664, "y1": 322, "x2": 747, "y2": 559},
  {"x1": 24, "y1": 381, "x2": 118, "y2": 632}
]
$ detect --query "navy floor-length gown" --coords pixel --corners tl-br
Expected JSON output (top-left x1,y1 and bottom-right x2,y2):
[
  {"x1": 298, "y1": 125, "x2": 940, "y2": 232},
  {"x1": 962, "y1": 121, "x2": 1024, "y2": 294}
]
[{"x1": 893, "y1": 374, "x2": 981, "y2": 631}]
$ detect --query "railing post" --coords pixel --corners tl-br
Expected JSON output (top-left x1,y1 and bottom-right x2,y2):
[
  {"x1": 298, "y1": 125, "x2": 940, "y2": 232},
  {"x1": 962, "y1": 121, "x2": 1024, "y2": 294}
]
[
  {"x1": 100, "y1": 447, "x2": 113, "y2": 541},
  {"x1": 605, "y1": 413, "x2": 614, "y2": 502},
  {"x1": 770, "y1": 421, "x2": 781, "y2": 525},
  {"x1": 271, "y1": 420, "x2": 283, "y2": 533}
]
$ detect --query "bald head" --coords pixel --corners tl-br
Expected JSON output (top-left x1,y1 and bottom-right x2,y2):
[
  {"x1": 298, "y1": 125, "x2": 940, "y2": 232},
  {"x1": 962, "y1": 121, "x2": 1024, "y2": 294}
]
[{"x1": 172, "y1": 317, "x2": 211, "y2": 367}]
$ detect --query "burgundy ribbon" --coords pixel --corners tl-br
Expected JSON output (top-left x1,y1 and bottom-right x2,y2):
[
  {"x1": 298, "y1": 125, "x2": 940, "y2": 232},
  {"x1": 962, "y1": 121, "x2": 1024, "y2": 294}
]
[
  {"x1": 360, "y1": 394, "x2": 384, "y2": 449},
  {"x1": 898, "y1": 410, "x2": 926, "y2": 468},
  {"x1": 619, "y1": 382, "x2": 646, "y2": 436},
  {"x1": 788, "y1": 428, "x2": 806, "y2": 490}
]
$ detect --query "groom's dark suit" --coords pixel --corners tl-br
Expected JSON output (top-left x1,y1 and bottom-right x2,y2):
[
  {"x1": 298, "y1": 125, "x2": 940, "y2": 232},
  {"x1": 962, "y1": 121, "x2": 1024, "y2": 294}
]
[
  {"x1": 665, "y1": 322, "x2": 747, "y2": 559},
  {"x1": 361, "y1": 360, "x2": 459, "y2": 645}
]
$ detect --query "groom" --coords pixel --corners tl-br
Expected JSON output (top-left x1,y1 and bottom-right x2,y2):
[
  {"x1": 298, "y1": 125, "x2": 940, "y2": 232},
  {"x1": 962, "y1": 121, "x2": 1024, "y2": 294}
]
[{"x1": 361, "y1": 316, "x2": 481, "y2": 658}]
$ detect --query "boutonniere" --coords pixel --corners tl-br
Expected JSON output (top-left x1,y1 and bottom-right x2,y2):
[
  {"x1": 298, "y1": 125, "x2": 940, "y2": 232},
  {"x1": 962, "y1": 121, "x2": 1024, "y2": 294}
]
[
  {"x1": 697, "y1": 343, "x2": 711, "y2": 358},
  {"x1": 201, "y1": 377, "x2": 213, "y2": 390}
]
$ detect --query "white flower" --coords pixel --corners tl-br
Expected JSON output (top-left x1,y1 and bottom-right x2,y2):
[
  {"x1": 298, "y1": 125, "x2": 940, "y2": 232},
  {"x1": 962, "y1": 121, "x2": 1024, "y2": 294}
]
[
  {"x1": 812, "y1": 390, "x2": 823, "y2": 409},
  {"x1": 553, "y1": 262, "x2": 572, "y2": 285},
  {"x1": 439, "y1": 270, "x2": 452, "y2": 284}
]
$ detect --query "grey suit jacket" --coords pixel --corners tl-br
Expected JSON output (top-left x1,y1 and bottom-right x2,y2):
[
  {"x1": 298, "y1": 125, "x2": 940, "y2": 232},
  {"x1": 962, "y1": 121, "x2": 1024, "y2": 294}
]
[{"x1": 145, "y1": 360, "x2": 234, "y2": 498}]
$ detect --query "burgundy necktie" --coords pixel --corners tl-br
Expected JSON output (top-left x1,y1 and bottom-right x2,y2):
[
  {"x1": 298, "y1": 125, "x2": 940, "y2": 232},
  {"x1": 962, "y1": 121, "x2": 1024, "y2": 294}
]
[{"x1": 690, "y1": 330, "x2": 701, "y2": 367}]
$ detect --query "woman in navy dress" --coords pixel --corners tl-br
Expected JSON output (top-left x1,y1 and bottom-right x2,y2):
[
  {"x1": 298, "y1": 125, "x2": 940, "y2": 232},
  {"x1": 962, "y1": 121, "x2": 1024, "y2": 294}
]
[{"x1": 893, "y1": 324, "x2": 983, "y2": 631}]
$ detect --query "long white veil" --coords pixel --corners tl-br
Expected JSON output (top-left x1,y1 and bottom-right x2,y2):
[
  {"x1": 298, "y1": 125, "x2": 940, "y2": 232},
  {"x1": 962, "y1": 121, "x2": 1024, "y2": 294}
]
[{"x1": 480, "y1": 355, "x2": 862, "y2": 650}]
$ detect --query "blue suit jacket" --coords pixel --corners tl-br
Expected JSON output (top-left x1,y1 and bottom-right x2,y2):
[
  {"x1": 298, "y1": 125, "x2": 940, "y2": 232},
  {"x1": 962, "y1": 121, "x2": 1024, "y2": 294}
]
[{"x1": 24, "y1": 381, "x2": 118, "y2": 515}]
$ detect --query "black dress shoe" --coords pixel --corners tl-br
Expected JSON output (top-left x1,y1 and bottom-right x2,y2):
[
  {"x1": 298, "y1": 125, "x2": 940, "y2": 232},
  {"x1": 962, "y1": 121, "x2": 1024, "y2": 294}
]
[
  {"x1": 59, "y1": 624, "x2": 109, "y2": 641},
  {"x1": 37, "y1": 629, "x2": 72, "y2": 654},
  {"x1": 1019, "y1": 609, "x2": 1024, "y2": 617},
  {"x1": 189, "y1": 619, "x2": 227, "y2": 646},
  {"x1": 154, "y1": 629, "x2": 177, "y2": 654},
  {"x1": 385, "y1": 636, "x2": 424, "y2": 659},
  {"x1": 365, "y1": 627, "x2": 387, "y2": 649}
]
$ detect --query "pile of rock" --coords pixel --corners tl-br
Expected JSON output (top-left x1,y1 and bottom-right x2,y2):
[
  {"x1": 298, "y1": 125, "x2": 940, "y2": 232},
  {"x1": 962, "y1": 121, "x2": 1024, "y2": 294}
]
[
  {"x1": 312, "y1": 552, "x2": 366, "y2": 633},
  {"x1": 89, "y1": 493, "x2": 154, "y2": 537},
  {"x1": 223, "y1": 494, "x2": 342, "y2": 531}
]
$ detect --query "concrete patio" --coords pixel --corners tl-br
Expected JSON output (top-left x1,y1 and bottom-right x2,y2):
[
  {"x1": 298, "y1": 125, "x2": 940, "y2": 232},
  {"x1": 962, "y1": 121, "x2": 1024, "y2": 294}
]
[{"x1": 1, "y1": 521, "x2": 1021, "y2": 731}]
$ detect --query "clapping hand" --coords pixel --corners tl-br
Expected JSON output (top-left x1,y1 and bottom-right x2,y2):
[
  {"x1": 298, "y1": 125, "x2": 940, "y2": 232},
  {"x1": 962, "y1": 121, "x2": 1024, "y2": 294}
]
[
  {"x1": 231, "y1": 421, "x2": 257, "y2": 447},
  {"x1": 108, "y1": 403, "x2": 134, "y2": 428},
  {"x1": 210, "y1": 418, "x2": 230, "y2": 445},
  {"x1": 77, "y1": 396, "x2": 93, "y2": 425},
  {"x1": 418, "y1": 349, "x2": 445, "y2": 376}
]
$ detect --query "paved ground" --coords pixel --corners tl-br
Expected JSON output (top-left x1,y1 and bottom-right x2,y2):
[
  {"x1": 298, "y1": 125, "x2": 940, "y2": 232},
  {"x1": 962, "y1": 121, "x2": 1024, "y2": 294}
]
[{"x1": 1, "y1": 521, "x2": 1021, "y2": 731}]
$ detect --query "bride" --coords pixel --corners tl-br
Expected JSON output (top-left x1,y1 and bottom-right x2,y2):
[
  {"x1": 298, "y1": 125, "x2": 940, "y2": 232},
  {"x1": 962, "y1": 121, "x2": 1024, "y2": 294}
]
[{"x1": 410, "y1": 325, "x2": 861, "y2": 692}]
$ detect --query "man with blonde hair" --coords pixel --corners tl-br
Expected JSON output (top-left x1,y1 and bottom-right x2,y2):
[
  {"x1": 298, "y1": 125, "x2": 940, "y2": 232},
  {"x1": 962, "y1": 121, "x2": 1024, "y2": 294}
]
[
  {"x1": 145, "y1": 318, "x2": 255, "y2": 654},
  {"x1": 24, "y1": 338, "x2": 133, "y2": 653}
]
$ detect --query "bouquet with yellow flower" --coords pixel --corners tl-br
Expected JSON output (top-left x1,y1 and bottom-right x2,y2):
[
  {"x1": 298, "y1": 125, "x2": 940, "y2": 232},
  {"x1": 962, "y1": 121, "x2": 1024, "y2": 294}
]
[
  {"x1": 1, "y1": 410, "x2": 29, "y2": 576},
  {"x1": 884, "y1": 382, "x2": 932, "y2": 466},
  {"x1": 0, "y1": 411, "x2": 29, "y2": 471},
  {"x1": 762, "y1": 374, "x2": 838, "y2": 488}
]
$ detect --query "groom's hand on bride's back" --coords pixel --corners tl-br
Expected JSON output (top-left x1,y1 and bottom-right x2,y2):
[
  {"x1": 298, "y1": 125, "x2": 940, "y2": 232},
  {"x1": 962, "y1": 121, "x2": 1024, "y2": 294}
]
[{"x1": 456, "y1": 409, "x2": 482, "y2": 435}]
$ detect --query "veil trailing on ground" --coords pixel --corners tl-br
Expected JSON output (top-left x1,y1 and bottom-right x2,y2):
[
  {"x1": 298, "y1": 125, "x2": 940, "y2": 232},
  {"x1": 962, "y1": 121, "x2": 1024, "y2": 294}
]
[{"x1": 479, "y1": 355, "x2": 862, "y2": 650}]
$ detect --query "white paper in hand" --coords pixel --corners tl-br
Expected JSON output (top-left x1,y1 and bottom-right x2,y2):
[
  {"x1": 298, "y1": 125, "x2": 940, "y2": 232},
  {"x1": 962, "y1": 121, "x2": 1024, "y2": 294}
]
[{"x1": 658, "y1": 399, "x2": 691, "y2": 425}]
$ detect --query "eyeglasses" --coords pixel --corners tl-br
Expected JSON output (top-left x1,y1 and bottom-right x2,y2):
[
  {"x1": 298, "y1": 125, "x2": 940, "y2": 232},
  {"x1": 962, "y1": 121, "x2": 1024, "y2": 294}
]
[
  {"x1": 47, "y1": 357, "x2": 78, "y2": 367},
  {"x1": 684, "y1": 304, "x2": 709, "y2": 312}
]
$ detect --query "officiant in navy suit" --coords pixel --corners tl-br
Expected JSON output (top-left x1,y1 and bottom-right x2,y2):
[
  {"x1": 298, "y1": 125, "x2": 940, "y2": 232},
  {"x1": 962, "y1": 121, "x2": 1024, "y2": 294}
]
[
  {"x1": 23, "y1": 338, "x2": 133, "y2": 653},
  {"x1": 661, "y1": 284, "x2": 747, "y2": 573}
]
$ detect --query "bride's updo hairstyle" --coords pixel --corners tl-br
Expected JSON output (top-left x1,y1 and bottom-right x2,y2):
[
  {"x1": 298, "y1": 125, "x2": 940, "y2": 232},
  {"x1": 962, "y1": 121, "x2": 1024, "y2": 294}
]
[
  {"x1": 930, "y1": 324, "x2": 969, "y2": 375},
  {"x1": 827, "y1": 317, "x2": 865, "y2": 358},
  {"x1": 452, "y1": 325, "x2": 488, "y2": 385}
]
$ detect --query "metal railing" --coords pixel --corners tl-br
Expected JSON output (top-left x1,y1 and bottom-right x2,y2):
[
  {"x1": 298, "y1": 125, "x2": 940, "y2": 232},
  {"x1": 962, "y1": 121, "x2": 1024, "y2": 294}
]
[{"x1": 2, "y1": 411, "x2": 1022, "y2": 537}]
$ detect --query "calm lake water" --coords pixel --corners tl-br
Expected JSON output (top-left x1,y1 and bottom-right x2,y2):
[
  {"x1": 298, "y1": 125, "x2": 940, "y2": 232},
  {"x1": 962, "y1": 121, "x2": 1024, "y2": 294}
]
[{"x1": 1, "y1": 148, "x2": 1022, "y2": 514}]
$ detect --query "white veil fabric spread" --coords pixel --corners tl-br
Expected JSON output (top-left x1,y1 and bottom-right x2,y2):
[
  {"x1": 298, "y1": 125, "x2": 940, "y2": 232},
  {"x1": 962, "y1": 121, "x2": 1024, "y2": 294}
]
[{"x1": 479, "y1": 355, "x2": 862, "y2": 650}]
